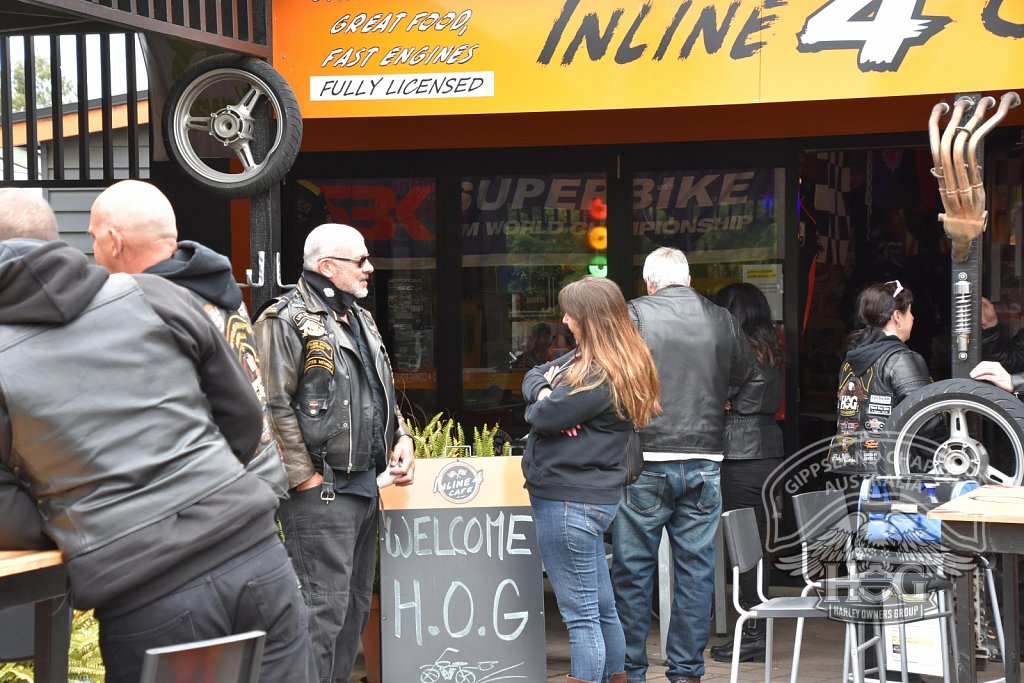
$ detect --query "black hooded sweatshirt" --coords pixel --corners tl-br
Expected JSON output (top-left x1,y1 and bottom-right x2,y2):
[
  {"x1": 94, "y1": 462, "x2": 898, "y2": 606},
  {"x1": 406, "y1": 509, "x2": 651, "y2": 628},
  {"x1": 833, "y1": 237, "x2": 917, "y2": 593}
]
[
  {"x1": 144, "y1": 239, "x2": 243, "y2": 311},
  {"x1": 845, "y1": 330, "x2": 910, "y2": 377}
]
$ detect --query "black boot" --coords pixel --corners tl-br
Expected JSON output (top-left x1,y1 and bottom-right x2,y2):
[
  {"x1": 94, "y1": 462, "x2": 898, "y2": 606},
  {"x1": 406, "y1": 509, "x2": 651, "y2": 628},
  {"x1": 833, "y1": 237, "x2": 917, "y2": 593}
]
[{"x1": 710, "y1": 618, "x2": 767, "y2": 663}]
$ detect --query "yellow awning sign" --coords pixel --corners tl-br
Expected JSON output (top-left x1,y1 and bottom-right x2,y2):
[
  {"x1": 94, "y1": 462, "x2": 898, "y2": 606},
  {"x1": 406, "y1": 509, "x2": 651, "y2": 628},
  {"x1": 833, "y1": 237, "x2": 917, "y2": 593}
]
[{"x1": 273, "y1": 0, "x2": 1024, "y2": 119}]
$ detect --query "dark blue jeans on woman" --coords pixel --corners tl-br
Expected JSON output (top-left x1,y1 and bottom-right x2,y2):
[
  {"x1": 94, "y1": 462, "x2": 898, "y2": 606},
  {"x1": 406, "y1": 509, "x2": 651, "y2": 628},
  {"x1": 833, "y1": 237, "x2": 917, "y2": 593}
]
[{"x1": 531, "y1": 494, "x2": 624, "y2": 683}]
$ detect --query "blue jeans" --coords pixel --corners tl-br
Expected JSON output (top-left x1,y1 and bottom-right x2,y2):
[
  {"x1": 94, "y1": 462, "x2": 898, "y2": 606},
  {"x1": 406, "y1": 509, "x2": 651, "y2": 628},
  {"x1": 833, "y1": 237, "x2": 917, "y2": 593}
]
[
  {"x1": 611, "y1": 459, "x2": 721, "y2": 682},
  {"x1": 98, "y1": 536, "x2": 315, "y2": 683},
  {"x1": 277, "y1": 487, "x2": 378, "y2": 683},
  {"x1": 531, "y1": 495, "x2": 624, "y2": 683}
]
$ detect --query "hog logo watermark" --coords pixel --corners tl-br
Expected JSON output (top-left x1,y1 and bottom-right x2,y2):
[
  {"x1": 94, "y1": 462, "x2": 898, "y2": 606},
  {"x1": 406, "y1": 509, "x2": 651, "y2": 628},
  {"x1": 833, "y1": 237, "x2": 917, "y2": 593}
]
[
  {"x1": 762, "y1": 435, "x2": 985, "y2": 625},
  {"x1": 813, "y1": 567, "x2": 939, "y2": 623}
]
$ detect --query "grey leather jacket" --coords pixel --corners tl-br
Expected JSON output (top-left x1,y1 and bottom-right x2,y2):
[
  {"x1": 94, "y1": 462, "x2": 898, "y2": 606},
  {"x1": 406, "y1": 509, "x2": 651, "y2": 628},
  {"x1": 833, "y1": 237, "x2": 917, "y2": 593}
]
[
  {"x1": 0, "y1": 272, "x2": 262, "y2": 561},
  {"x1": 628, "y1": 285, "x2": 756, "y2": 456},
  {"x1": 253, "y1": 278, "x2": 408, "y2": 488}
]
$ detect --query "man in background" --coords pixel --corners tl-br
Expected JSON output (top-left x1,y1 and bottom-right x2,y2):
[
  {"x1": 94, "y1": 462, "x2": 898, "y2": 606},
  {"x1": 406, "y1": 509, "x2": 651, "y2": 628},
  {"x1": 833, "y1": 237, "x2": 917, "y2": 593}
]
[
  {"x1": 0, "y1": 188, "x2": 59, "y2": 241},
  {"x1": 0, "y1": 190, "x2": 313, "y2": 682},
  {"x1": 254, "y1": 223, "x2": 415, "y2": 683},
  {"x1": 612, "y1": 246, "x2": 756, "y2": 683}
]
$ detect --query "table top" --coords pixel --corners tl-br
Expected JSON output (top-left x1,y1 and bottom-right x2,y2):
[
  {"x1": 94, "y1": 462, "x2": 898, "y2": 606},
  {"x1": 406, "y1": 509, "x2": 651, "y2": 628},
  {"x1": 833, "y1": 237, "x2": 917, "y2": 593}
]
[
  {"x1": 927, "y1": 484, "x2": 1024, "y2": 524},
  {"x1": 0, "y1": 550, "x2": 63, "y2": 578}
]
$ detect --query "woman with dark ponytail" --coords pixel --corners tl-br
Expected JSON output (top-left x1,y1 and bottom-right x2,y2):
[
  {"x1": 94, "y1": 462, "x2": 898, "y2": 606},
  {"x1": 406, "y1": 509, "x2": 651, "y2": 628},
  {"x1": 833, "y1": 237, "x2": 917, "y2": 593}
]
[
  {"x1": 830, "y1": 281, "x2": 935, "y2": 683},
  {"x1": 827, "y1": 280, "x2": 932, "y2": 475},
  {"x1": 710, "y1": 282, "x2": 785, "y2": 664}
]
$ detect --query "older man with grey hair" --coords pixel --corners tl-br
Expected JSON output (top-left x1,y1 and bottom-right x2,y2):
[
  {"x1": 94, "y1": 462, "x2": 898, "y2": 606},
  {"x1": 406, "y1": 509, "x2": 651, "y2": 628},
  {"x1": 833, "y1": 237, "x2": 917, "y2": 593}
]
[
  {"x1": 611, "y1": 246, "x2": 757, "y2": 683},
  {"x1": 0, "y1": 188, "x2": 60, "y2": 241},
  {"x1": 254, "y1": 222, "x2": 415, "y2": 683}
]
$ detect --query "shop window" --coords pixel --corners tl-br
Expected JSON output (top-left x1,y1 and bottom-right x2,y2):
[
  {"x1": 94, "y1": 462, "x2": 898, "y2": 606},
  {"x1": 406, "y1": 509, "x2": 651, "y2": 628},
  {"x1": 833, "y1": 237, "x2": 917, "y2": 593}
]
[
  {"x1": 986, "y1": 148, "x2": 1024, "y2": 336},
  {"x1": 460, "y1": 173, "x2": 606, "y2": 438},
  {"x1": 797, "y1": 149, "x2": 951, "y2": 431},
  {"x1": 283, "y1": 176, "x2": 438, "y2": 424},
  {"x1": 630, "y1": 167, "x2": 785, "y2": 302}
]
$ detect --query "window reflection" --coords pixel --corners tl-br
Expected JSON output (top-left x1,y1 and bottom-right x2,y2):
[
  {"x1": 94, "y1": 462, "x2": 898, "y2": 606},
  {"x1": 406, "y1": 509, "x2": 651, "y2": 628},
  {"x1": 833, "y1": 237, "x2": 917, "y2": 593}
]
[
  {"x1": 283, "y1": 176, "x2": 439, "y2": 423},
  {"x1": 461, "y1": 173, "x2": 604, "y2": 436}
]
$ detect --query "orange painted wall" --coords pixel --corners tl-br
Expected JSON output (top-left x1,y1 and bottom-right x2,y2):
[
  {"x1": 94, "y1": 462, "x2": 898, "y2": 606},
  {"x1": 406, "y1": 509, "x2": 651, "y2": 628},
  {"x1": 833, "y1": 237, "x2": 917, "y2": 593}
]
[{"x1": 298, "y1": 94, "x2": 1024, "y2": 153}]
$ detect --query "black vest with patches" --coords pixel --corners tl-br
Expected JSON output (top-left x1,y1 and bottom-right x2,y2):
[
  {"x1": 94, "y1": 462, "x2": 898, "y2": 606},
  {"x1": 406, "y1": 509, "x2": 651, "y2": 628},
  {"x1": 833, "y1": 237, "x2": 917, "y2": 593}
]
[{"x1": 827, "y1": 347, "x2": 900, "y2": 475}]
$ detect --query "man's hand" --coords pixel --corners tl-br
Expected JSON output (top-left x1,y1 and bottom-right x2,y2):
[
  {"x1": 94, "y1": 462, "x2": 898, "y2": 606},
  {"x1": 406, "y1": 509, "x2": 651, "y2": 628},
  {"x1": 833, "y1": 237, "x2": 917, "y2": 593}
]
[
  {"x1": 970, "y1": 361, "x2": 1014, "y2": 392},
  {"x1": 389, "y1": 435, "x2": 416, "y2": 487},
  {"x1": 295, "y1": 472, "x2": 324, "y2": 492},
  {"x1": 981, "y1": 297, "x2": 998, "y2": 330}
]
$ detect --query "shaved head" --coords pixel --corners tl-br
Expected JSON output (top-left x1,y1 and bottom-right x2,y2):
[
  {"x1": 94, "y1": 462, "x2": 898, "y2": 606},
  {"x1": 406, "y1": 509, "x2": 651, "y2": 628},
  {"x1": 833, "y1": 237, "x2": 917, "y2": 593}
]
[
  {"x1": 89, "y1": 180, "x2": 179, "y2": 273},
  {"x1": 0, "y1": 189, "x2": 59, "y2": 241}
]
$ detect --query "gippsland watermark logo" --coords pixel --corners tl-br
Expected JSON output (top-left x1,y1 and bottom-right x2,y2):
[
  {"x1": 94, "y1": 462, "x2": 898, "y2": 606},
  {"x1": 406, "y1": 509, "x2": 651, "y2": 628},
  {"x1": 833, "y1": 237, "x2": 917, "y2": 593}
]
[
  {"x1": 433, "y1": 460, "x2": 485, "y2": 504},
  {"x1": 762, "y1": 436, "x2": 983, "y2": 625}
]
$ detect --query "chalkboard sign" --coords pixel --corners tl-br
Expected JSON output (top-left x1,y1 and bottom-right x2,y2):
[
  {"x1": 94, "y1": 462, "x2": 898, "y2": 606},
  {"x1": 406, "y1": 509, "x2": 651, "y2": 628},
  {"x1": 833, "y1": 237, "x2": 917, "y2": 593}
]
[{"x1": 379, "y1": 456, "x2": 546, "y2": 683}]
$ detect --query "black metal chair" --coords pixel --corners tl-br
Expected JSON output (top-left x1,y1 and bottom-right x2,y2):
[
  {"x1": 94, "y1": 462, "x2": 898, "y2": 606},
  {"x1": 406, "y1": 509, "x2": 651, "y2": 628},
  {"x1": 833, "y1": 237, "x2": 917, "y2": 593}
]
[
  {"x1": 138, "y1": 630, "x2": 266, "y2": 683},
  {"x1": 791, "y1": 490, "x2": 859, "y2": 683},
  {"x1": 721, "y1": 507, "x2": 831, "y2": 683},
  {"x1": 792, "y1": 485, "x2": 968, "y2": 683}
]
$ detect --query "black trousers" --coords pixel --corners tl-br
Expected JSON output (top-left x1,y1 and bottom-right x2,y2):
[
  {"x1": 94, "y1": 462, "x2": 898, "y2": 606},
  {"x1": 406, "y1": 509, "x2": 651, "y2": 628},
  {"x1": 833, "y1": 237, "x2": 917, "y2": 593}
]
[
  {"x1": 720, "y1": 457, "x2": 783, "y2": 610},
  {"x1": 98, "y1": 536, "x2": 315, "y2": 683}
]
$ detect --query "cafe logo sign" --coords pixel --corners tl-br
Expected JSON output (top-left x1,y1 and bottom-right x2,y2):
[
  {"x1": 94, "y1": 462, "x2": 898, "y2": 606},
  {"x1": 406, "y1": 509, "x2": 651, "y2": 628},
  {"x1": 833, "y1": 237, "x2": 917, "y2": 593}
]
[{"x1": 434, "y1": 461, "x2": 485, "y2": 504}]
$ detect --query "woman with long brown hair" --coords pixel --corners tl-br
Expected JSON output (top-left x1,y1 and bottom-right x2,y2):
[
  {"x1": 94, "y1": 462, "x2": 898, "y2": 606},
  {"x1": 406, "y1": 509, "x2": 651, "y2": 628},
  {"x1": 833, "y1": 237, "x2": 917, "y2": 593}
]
[{"x1": 522, "y1": 276, "x2": 661, "y2": 683}]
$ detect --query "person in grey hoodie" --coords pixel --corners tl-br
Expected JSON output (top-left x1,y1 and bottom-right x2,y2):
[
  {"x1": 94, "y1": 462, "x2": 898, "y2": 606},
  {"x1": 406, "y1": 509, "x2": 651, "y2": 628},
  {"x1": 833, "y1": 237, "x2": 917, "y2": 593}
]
[{"x1": 0, "y1": 194, "x2": 313, "y2": 682}]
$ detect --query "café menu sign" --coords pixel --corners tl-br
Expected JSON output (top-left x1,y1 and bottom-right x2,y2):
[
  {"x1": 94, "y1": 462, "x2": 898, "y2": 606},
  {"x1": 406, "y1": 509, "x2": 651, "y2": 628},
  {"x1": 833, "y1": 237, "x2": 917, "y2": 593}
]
[
  {"x1": 377, "y1": 457, "x2": 547, "y2": 682},
  {"x1": 273, "y1": 0, "x2": 1024, "y2": 118}
]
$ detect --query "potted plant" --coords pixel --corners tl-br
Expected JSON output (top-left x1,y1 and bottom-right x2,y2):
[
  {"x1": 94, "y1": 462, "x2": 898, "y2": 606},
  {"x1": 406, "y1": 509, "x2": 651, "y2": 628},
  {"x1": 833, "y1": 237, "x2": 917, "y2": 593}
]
[{"x1": 408, "y1": 412, "x2": 512, "y2": 459}]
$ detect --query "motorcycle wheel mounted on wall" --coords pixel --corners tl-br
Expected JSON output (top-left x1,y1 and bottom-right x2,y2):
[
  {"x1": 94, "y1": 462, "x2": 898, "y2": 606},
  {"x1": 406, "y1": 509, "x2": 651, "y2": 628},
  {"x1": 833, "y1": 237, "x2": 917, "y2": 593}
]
[
  {"x1": 882, "y1": 378, "x2": 1024, "y2": 485},
  {"x1": 162, "y1": 54, "x2": 302, "y2": 198}
]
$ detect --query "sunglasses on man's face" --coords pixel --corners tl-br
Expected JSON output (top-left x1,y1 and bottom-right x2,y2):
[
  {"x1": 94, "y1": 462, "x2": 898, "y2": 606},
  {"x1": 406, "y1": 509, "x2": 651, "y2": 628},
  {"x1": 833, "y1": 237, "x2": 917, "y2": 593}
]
[{"x1": 321, "y1": 255, "x2": 370, "y2": 268}]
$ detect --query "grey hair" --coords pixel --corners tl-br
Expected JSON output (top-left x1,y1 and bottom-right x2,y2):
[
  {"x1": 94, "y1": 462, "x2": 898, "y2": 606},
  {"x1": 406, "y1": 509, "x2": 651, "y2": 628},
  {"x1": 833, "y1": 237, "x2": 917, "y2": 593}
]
[
  {"x1": 302, "y1": 223, "x2": 361, "y2": 270},
  {"x1": 642, "y1": 247, "x2": 690, "y2": 291},
  {"x1": 0, "y1": 189, "x2": 59, "y2": 241}
]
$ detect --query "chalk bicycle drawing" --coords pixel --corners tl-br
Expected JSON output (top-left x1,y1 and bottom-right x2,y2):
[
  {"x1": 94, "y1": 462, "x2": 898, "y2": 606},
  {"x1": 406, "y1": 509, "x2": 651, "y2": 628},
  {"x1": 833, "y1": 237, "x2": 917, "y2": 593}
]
[{"x1": 418, "y1": 647, "x2": 525, "y2": 683}]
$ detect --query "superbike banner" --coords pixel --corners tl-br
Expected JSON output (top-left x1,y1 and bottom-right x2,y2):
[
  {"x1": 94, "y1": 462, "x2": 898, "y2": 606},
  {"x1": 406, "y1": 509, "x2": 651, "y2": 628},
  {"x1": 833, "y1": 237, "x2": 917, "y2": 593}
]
[{"x1": 273, "y1": 0, "x2": 1024, "y2": 118}]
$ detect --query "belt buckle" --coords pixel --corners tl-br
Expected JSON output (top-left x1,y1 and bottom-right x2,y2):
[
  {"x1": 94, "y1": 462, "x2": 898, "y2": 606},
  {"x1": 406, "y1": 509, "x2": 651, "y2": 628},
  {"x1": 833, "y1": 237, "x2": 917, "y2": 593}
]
[{"x1": 320, "y1": 483, "x2": 336, "y2": 502}]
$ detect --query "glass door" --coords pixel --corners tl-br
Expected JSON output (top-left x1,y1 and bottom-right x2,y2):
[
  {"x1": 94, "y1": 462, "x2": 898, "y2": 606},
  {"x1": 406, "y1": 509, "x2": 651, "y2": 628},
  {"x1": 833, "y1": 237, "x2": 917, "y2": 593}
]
[{"x1": 460, "y1": 172, "x2": 607, "y2": 438}]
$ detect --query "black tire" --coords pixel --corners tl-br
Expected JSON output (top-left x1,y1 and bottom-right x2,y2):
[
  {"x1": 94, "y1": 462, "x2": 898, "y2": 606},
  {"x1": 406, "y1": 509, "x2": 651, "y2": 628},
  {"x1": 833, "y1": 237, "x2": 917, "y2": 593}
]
[
  {"x1": 882, "y1": 378, "x2": 1024, "y2": 485},
  {"x1": 162, "y1": 54, "x2": 302, "y2": 198}
]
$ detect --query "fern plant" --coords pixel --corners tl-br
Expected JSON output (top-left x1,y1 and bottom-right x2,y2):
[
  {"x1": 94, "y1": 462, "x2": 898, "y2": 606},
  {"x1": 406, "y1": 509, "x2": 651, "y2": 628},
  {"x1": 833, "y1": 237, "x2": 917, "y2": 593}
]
[{"x1": 407, "y1": 412, "x2": 512, "y2": 458}]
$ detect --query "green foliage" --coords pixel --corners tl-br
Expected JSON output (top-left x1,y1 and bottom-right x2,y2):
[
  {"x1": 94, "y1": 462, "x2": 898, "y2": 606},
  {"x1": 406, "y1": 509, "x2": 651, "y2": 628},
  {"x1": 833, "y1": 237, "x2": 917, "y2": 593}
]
[
  {"x1": 408, "y1": 413, "x2": 512, "y2": 458},
  {"x1": 472, "y1": 424, "x2": 513, "y2": 457},
  {"x1": 0, "y1": 609, "x2": 105, "y2": 682},
  {"x1": 4, "y1": 57, "x2": 76, "y2": 113}
]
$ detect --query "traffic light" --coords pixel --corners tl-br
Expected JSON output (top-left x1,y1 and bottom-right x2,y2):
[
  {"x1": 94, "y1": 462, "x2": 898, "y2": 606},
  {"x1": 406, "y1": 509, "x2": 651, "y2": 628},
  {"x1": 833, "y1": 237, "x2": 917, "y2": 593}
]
[{"x1": 587, "y1": 197, "x2": 608, "y2": 278}]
